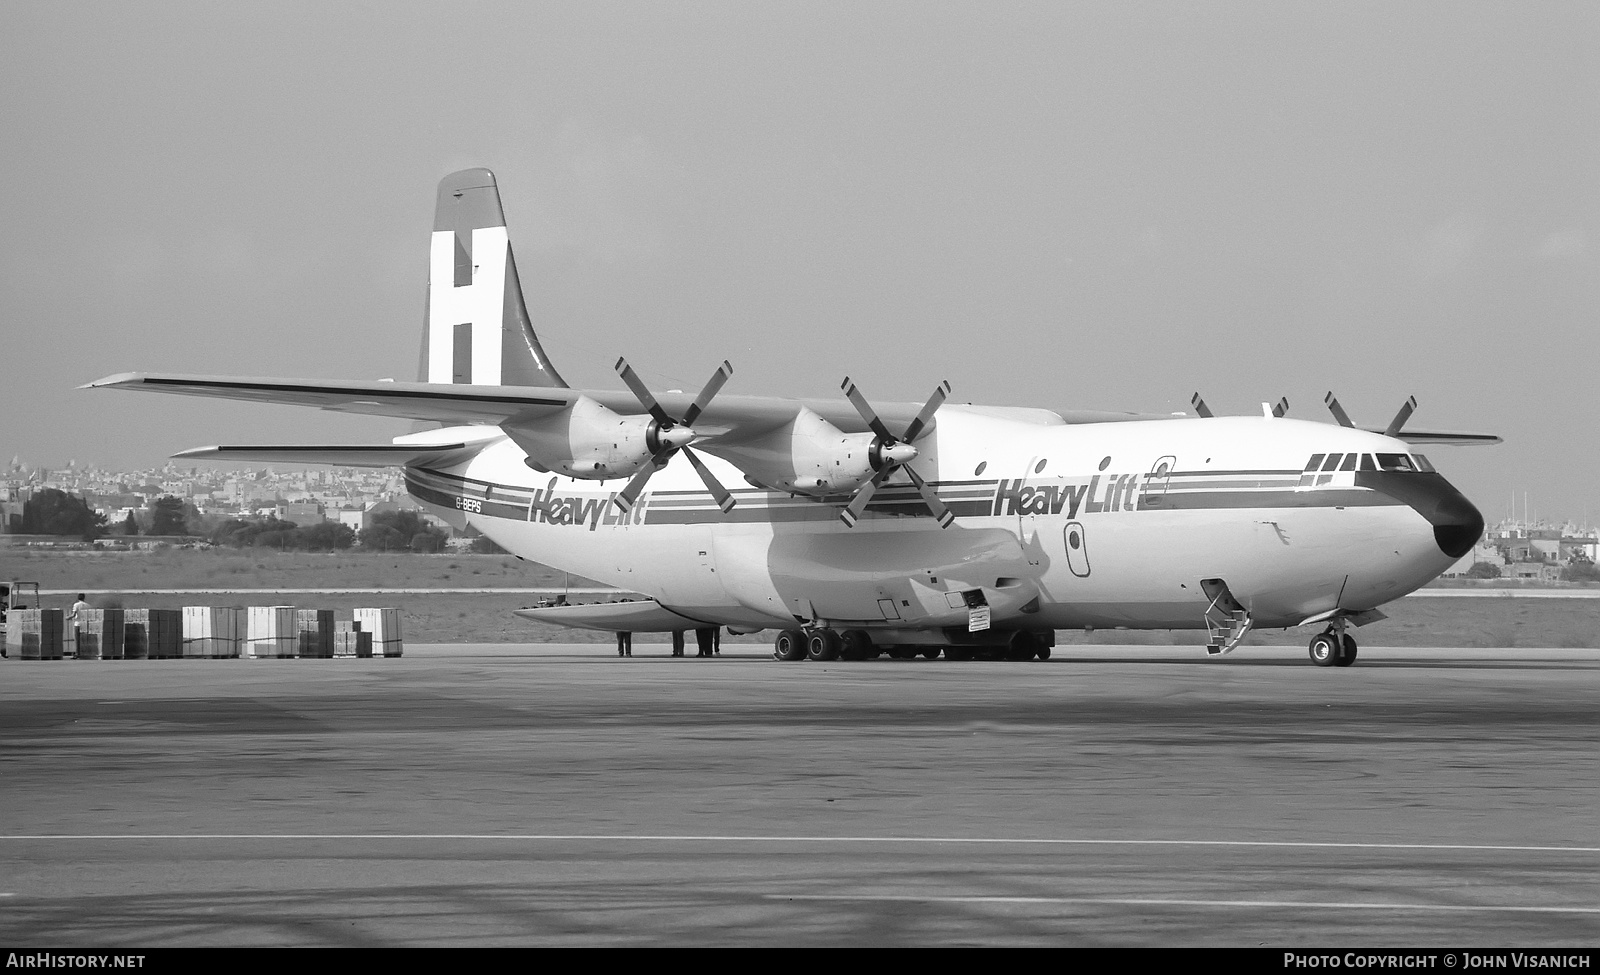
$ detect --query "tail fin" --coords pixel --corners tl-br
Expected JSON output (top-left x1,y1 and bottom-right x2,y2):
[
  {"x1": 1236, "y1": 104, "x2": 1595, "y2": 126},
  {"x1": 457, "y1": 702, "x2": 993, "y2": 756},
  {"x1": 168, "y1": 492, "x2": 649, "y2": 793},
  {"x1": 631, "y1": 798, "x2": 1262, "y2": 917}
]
[{"x1": 418, "y1": 169, "x2": 567, "y2": 388}]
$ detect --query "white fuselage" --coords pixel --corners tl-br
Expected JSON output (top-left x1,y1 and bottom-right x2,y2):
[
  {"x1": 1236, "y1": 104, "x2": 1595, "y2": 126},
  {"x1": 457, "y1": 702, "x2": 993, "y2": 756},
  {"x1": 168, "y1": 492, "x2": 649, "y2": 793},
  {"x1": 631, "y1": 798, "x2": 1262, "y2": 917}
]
[{"x1": 407, "y1": 410, "x2": 1469, "y2": 635}]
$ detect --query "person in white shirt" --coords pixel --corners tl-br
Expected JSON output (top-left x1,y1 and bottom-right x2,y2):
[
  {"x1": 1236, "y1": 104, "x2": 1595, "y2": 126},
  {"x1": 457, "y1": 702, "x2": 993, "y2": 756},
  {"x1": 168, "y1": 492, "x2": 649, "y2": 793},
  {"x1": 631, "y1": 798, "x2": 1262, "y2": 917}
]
[{"x1": 70, "y1": 593, "x2": 90, "y2": 655}]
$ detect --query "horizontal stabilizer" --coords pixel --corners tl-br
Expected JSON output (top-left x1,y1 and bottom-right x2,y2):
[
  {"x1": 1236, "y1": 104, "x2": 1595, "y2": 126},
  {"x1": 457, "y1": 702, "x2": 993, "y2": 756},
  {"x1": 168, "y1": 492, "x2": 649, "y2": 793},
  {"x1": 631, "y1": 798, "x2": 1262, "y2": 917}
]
[
  {"x1": 170, "y1": 443, "x2": 476, "y2": 468},
  {"x1": 514, "y1": 598, "x2": 712, "y2": 633}
]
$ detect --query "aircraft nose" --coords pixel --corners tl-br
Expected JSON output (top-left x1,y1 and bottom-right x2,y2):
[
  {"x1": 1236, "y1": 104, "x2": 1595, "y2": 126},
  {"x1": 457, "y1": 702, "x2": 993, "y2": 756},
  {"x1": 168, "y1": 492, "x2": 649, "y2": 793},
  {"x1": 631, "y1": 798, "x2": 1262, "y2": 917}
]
[
  {"x1": 1357, "y1": 470, "x2": 1484, "y2": 559},
  {"x1": 1431, "y1": 491, "x2": 1486, "y2": 559}
]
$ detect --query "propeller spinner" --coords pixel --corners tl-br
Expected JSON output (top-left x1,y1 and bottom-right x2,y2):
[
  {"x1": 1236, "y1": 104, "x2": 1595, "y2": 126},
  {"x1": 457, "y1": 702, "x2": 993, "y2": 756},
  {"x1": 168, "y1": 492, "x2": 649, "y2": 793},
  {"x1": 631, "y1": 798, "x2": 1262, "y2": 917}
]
[
  {"x1": 837, "y1": 378, "x2": 954, "y2": 529},
  {"x1": 611, "y1": 358, "x2": 736, "y2": 514}
]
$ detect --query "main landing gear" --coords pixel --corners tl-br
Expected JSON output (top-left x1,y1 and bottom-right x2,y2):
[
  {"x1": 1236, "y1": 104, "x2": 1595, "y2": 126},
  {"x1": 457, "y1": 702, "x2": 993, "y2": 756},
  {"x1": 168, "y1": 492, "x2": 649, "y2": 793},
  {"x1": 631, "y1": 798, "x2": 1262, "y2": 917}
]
[
  {"x1": 1308, "y1": 620, "x2": 1358, "y2": 668},
  {"x1": 772, "y1": 627, "x2": 874, "y2": 661},
  {"x1": 772, "y1": 627, "x2": 1052, "y2": 662}
]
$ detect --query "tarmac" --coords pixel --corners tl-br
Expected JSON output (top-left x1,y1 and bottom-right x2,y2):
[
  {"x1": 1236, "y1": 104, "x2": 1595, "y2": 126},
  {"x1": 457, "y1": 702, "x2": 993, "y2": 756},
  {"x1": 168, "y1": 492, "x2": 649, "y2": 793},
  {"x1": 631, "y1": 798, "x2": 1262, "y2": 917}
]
[{"x1": 2, "y1": 643, "x2": 1597, "y2": 947}]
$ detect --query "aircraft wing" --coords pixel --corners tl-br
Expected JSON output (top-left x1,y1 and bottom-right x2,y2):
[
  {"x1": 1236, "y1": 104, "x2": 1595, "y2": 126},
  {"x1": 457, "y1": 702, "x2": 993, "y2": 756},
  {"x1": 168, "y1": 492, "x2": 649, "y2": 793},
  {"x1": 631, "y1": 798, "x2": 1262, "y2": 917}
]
[
  {"x1": 85, "y1": 371, "x2": 1151, "y2": 438},
  {"x1": 170, "y1": 443, "x2": 479, "y2": 468},
  {"x1": 1377, "y1": 430, "x2": 1502, "y2": 446}
]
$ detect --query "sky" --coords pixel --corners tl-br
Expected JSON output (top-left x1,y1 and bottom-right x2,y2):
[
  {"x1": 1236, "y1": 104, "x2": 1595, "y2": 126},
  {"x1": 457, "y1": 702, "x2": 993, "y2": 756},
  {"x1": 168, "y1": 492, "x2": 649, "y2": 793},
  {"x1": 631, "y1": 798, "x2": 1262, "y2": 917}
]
[{"x1": 2, "y1": 1, "x2": 1596, "y2": 524}]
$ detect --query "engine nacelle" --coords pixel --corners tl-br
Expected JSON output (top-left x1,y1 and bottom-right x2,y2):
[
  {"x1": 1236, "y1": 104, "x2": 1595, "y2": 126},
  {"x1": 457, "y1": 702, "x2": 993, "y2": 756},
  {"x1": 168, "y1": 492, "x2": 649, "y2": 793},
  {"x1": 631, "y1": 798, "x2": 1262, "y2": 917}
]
[
  {"x1": 501, "y1": 395, "x2": 676, "y2": 480},
  {"x1": 701, "y1": 407, "x2": 883, "y2": 497}
]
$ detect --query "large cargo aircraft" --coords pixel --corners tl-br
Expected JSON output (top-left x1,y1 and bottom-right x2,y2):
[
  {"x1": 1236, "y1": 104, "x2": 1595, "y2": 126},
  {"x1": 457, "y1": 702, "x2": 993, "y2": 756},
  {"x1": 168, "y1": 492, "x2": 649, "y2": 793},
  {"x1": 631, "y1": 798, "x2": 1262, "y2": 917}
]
[{"x1": 89, "y1": 169, "x2": 1496, "y2": 665}]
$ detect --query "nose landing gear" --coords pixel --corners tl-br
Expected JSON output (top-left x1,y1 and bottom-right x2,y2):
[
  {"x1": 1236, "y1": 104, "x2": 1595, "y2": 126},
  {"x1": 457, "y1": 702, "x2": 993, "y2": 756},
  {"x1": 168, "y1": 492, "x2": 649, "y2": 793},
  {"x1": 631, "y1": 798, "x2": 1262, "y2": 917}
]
[{"x1": 1308, "y1": 619, "x2": 1358, "y2": 667}]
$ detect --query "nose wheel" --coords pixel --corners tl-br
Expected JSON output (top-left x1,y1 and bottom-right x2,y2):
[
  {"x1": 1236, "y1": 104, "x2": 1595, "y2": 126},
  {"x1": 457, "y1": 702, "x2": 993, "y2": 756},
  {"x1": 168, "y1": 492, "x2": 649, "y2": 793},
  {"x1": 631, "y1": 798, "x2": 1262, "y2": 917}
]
[{"x1": 1308, "y1": 622, "x2": 1358, "y2": 667}]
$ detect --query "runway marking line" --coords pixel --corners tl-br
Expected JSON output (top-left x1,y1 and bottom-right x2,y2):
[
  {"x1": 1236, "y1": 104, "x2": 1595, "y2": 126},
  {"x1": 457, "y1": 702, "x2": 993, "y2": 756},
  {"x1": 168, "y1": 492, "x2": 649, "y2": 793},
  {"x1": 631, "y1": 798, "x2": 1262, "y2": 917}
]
[
  {"x1": 1, "y1": 834, "x2": 1598, "y2": 854},
  {"x1": 770, "y1": 894, "x2": 1600, "y2": 915}
]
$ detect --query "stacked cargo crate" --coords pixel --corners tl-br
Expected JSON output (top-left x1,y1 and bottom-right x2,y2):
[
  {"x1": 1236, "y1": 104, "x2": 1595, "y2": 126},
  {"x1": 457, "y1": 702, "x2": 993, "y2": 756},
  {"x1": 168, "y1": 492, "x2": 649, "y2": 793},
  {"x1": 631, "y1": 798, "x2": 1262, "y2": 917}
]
[
  {"x1": 9, "y1": 609, "x2": 64, "y2": 660},
  {"x1": 76, "y1": 609, "x2": 126, "y2": 660},
  {"x1": 296, "y1": 609, "x2": 334, "y2": 658},
  {"x1": 245, "y1": 606, "x2": 297, "y2": 659},
  {"x1": 182, "y1": 606, "x2": 244, "y2": 658},
  {"x1": 354, "y1": 608, "x2": 402, "y2": 657},
  {"x1": 125, "y1": 608, "x2": 181, "y2": 659},
  {"x1": 332, "y1": 619, "x2": 356, "y2": 657},
  {"x1": 8, "y1": 607, "x2": 398, "y2": 662}
]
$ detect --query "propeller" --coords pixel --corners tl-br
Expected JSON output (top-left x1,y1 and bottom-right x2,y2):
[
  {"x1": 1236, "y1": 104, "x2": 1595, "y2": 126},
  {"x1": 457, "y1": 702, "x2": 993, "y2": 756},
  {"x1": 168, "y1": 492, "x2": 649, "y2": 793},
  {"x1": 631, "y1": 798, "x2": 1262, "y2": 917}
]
[
  {"x1": 1324, "y1": 391, "x2": 1354, "y2": 428},
  {"x1": 1193, "y1": 393, "x2": 1288, "y2": 418},
  {"x1": 1324, "y1": 392, "x2": 1417, "y2": 436},
  {"x1": 1385, "y1": 395, "x2": 1417, "y2": 437},
  {"x1": 611, "y1": 358, "x2": 736, "y2": 514},
  {"x1": 837, "y1": 378, "x2": 954, "y2": 529}
]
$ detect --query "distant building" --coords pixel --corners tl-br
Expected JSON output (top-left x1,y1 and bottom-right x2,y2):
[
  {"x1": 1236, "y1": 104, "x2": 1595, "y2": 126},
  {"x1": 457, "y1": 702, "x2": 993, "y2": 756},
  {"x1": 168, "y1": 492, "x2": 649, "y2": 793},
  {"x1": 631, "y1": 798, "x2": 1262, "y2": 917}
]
[{"x1": 277, "y1": 501, "x2": 326, "y2": 525}]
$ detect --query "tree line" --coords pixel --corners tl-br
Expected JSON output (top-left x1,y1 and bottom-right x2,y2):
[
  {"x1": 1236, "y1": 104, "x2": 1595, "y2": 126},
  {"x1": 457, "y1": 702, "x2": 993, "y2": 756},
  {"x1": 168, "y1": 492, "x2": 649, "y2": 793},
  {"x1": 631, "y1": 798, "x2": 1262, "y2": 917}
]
[{"x1": 16, "y1": 489, "x2": 459, "y2": 552}]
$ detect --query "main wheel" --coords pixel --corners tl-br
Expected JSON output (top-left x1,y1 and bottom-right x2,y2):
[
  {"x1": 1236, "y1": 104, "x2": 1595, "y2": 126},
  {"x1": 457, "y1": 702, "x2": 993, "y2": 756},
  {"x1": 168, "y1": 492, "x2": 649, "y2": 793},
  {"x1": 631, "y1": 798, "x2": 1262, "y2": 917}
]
[
  {"x1": 773, "y1": 628, "x2": 808, "y2": 661},
  {"x1": 1308, "y1": 632, "x2": 1339, "y2": 667},
  {"x1": 946, "y1": 647, "x2": 973, "y2": 662},
  {"x1": 1005, "y1": 631, "x2": 1039, "y2": 661},
  {"x1": 920, "y1": 646, "x2": 942, "y2": 660},
  {"x1": 806, "y1": 628, "x2": 842, "y2": 661},
  {"x1": 840, "y1": 629, "x2": 874, "y2": 661},
  {"x1": 1334, "y1": 635, "x2": 1358, "y2": 667}
]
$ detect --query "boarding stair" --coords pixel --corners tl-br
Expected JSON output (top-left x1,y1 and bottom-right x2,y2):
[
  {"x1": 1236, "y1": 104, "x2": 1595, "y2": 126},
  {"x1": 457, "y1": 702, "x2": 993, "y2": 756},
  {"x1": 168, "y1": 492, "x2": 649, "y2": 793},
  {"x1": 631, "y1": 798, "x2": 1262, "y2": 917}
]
[{"x1": 1200, "y1": 578, "x2": 1253, "y2": 656}]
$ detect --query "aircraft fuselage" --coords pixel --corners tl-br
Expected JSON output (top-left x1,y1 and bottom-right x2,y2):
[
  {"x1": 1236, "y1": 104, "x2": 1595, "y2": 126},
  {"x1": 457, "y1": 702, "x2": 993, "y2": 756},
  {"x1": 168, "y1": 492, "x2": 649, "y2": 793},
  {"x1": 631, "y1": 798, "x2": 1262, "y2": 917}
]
[{"x1": 409, "y1": 409, "x2": 1480, "y2": 637}]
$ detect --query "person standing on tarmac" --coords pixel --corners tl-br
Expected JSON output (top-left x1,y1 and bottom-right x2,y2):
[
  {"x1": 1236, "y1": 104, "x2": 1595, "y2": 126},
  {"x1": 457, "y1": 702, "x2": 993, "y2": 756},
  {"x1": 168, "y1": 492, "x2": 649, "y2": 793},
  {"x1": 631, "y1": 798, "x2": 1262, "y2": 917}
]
[
  {"x1": 69, "y1": 593, "x2": 90, "y2": 656},
  {"x1": 616, "y1": 630, "x2": 632, "y2": 657},
  {"x1": 671, "y1": 631, "x2": 685, "y2": 657}
]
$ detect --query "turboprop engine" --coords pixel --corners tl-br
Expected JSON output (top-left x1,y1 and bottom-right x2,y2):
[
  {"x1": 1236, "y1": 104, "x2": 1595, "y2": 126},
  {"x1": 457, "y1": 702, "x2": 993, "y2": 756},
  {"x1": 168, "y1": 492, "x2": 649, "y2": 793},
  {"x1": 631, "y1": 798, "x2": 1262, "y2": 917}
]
[
  {"x1": 500, "y1": 395, "x2": 690, "y2": 479},
  {"x1": 703, "y1": 407, "x2": 912, "y2": 497}
]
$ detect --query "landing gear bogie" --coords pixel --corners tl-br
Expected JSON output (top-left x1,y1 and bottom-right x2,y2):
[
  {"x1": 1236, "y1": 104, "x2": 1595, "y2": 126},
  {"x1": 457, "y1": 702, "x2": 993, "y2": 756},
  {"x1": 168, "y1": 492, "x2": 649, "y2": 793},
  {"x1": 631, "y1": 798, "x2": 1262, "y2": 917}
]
[
  {"x1": 840, "y1": 629, "x2": 875, "y2": 661},
  {"x1": 774, "y1": 628, "x2": 807, "y2": 661},
  {"x1": 1308, "y1": 625, "x2": 1358, "y2": 667},
  {"x1": 1335, "y1": 634, "x2": 1358, "y2": 667},
  {"x1": 806, "y1": 628, "x2": 843, "y2": 661}
]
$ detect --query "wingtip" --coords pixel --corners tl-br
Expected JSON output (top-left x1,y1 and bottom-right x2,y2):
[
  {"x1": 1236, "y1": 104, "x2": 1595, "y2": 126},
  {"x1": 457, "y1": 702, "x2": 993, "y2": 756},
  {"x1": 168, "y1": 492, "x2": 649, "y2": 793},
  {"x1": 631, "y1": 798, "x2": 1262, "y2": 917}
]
[{"x1": 80, "y1": 371, "x2": 142, "y2": 389}]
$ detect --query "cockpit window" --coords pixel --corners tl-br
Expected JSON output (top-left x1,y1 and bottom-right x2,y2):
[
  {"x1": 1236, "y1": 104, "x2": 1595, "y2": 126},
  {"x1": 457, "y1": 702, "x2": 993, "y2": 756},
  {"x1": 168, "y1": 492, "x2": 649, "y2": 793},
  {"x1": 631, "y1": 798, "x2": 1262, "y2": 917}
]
[
  {"x1": 1339, "y1": 453, "x2": 1359, "y2": 472},
  {"x1": 1320, "y1": 453, "x2": 1343, "y2": 472},
  {"x1": 1413, "y1": 454, "x2": 1435, "y2": 473},
  {"x1": 1376, "y1": 453, "x2": 1415, "y2": 472},
  {"x1": 1304, "y1": 454, "x2": 1325, "y2": 472},
  {"x1": 1360, "y1": 454, "x2": 1377, "y2": 471}
]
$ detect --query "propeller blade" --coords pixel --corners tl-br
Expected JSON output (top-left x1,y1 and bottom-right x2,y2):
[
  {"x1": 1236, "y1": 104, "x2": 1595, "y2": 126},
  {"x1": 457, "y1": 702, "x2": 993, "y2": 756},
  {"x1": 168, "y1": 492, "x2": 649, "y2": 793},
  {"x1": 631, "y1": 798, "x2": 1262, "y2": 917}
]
[
  {"x1": 841, "y1": 378, "x2": 897, "y2": 443},
  {"x1": 903, "y1": 465, "x2": 955, "y2": 529},
  {"x1": 1324, "y1": 391, "x2": 1354, "y2": 428},
  {"x1": 680, "y1": 359, "x2": 732, "y2": 427},
  {"x1": 901, "y1": 380, "x2": 951, "y2": 444},
  {"x1": 681, "y1": 447, "x2": 735, "y2": 513},
  {"x1": 1271, "y1": 397, "x2": 1289, "y2": 419},
  {"x1": 838, "y1": 469, "x2": 889, "y2": 528},
  {"x1": 614, "y1": 358, "x2": 673, "y2": 426},
  {"x1": 1385, "y1": 396, "x2": 1417, "y2": 437},
  {"x1": 1190, "y1": 392, "x2": 1213, "y2": 419},
  {"x1": 612, "y1": 453, "x2": 664, "y2": 514}
]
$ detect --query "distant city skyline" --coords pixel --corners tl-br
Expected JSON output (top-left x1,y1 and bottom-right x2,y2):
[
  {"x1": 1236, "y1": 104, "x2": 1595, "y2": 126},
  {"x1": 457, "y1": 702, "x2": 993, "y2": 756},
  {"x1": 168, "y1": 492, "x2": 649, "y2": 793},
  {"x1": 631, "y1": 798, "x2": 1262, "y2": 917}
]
[{"x1": 4, "y1": 3, "x2": 1596, "y2": 521}]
